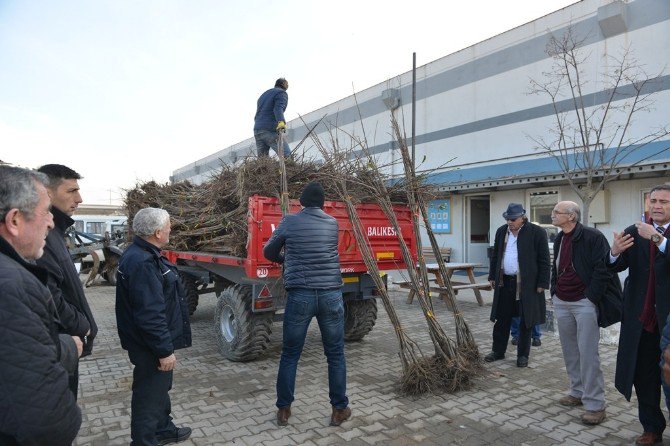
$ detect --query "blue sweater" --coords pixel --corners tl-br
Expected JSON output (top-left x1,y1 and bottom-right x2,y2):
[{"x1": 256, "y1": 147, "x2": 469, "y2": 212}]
[{"x1": 254, "y1": 87, "x2": 288, "y2": 132}]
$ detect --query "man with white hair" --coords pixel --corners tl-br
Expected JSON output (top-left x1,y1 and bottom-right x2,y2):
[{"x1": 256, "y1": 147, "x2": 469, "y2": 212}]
[
  {"x1": 0, "y1": 165, "x2": 81, "y2": 445},
  {"x1": 116, "y1": 207, "x2": 192, "y2": 446}
]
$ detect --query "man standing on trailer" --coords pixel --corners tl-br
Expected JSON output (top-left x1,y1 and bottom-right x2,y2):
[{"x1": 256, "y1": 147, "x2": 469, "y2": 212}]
[{"x1": 254, "y1": 78, "x2": 291, "y2": 157}]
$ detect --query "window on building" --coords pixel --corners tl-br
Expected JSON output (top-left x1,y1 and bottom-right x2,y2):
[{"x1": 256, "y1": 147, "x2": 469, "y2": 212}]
[{"x1": 528, "y1": 189, "x2": 559, "y2": 225}]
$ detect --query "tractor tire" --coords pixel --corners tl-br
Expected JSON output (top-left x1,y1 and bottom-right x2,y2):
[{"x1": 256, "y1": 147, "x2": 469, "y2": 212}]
[
  {"x1": 214, "y1": 285, "x2": 273, "y2": 362},
  {"x1": 344, "y1": 299, "x2": 378, "y2": 341},
  {"x1": 180, "y1": 274, "x2": 200, "y2": 316}
]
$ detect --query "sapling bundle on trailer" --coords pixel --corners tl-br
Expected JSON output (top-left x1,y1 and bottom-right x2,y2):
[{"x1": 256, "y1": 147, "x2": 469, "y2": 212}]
[{"x1": 391, "y1": 118, "x2": 482, "y2": 365}]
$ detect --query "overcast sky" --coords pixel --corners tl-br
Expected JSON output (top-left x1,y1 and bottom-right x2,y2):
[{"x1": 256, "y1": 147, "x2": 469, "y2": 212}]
[{"x1": 0, "y1": 0, "x2": 576, "y2": 205}]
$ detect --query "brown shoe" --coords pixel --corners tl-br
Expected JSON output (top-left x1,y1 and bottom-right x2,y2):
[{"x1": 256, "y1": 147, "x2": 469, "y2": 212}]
[
  {"x1": 635, "y1": 432, "x2": 663, "y2": 446},
  {"x1": 330, "y1": 406, "x2": 352, "y2": 426},
  {"x1": 558, "y1": 395, "x2": 583, "y2": 407},
  {"x1": 276, "y1": 406, "x2": 291, "y2": 426},
  {"x1": 581, "y1": 409, "x2": 606, "y2": 425}
]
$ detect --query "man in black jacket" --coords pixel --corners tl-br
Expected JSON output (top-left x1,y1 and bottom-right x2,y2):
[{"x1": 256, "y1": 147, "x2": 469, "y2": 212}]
[
  {"x1": 550, "y1": 201, "x2": 620, "y2": 426},
  {"x1": 486, "y1": 203, "x2": 550, "y2": 367},
  {"x1": 608, "y1": 184, "x2": 670, "y2": 446},
  {"x1": 36, "y1": 164, "x2": 98, "y2": 397},
  {"x1": 116, "y1": 207, "x2": 192, "y2": 446},
  {"x1": 0, "y1": 165, "x2": 81, "y2": 445},
  {"x1": 263, "y1": 182, "x2": 351, "y2": 428},
  {"x1": 254, "y1": 78, "x2": 291, "y2": 157}
]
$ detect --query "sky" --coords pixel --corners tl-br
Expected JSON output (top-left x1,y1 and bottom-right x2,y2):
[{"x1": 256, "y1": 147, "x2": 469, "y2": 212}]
[{"x1": 0, "y1": 0, "x2": 577, "y2": 205}]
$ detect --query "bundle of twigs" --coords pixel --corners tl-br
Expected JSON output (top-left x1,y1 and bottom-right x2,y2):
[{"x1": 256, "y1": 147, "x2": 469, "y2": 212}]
[
  {"x1": 391, "y1": 118, "x2": 482, "y2": 365},
  {"x1": 124, "y1": 156, "x2": 407, "y2": 255}
]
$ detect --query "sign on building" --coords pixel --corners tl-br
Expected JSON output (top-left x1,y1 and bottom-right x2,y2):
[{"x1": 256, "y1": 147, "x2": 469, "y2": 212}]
[{"x1": 428, "y1": 199, "x2": 451, "y2": 234}]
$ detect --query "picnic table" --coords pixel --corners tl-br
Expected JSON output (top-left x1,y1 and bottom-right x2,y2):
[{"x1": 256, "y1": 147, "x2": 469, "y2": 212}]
[{"x1": 396, "y1": 262, "x2": 492, "y2": 306}]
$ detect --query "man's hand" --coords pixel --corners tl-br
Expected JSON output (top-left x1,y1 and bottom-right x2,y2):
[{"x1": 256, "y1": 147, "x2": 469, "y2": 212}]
[
  {"x1": 72, "y1": 336, "x2": 83, "y2": 358},
  {"x1": 158, "y1": 353, "x2": 177, "y2": 371},
  {"x1": 537, "y1": 287, "x2": 545, "y2": 293},
  {"x1": 663, "y1": 346, "x2": 670, "y2": 385},
  {"x1": 611, "y1": 230, "x2": 634, "y2": 256},
  {"x1": 489, "y1": 280, "x2": 496, "y2": 289},
  {"x1": 276, "y1": 121, "x2": 286, "y2": 132},
  {"x1": 636, "y1": 221, "x2": 659, "y2": 241}
]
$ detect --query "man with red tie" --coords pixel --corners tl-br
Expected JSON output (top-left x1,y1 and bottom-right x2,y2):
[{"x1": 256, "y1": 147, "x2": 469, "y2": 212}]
[{"x1": 608, "y1": 184, "x2": 670, "y2": 446}]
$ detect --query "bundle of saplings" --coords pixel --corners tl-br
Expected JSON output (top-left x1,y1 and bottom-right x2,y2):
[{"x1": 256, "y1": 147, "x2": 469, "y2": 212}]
[{"x1": 124, "y1": 157, "x2": 407, "y2": 256}]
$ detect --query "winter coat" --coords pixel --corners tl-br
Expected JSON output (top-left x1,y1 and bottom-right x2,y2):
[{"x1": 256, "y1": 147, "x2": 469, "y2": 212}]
[
  {"x1": 488, "y1": 221, "x2": 550, "y2": 328},
  {"x1": 0, "y1": 236, "x2": 81, "y2": 446},
  {"x1": 115, "y1": 236, "x2": 191, "y2": 358},
  {"x1": 551, "y1": 222, "x2": 622, "y2": 327},
  {"x1": 608, "y1": 224, "x2": 670, "y2": 400},
  {"x1": 36, "y1": 207, "x2": 98, "y2": 356},
  {"x1": 263, "y1": 207, "x2": 343, "y2": 290},
  {"x1": 253, "y1": 87, "x2": 288, "y2": 132}
]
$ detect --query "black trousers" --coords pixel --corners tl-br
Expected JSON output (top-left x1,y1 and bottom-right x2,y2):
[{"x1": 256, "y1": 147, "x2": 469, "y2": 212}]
[
  {"x1": 68, "y1": 360, "x2": 79, "y2": 400},
  {"x1": 634, "y1": 329, "x2": 666, "y2": 434},
  {"x1": 128, "y1": 349, "x2": 175, "y2": 446},
  {"x1": 492, "y1": 276, "x2": 531, "y2": 358}
]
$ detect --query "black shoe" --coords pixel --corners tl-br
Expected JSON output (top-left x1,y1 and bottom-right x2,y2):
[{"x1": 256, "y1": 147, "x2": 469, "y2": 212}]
[
  {"x1": 511, "y1": 337, "x2": 518, "y2": 346},
  {"x1": 532, "y1": 338, "x2": 541, "y2": 347},
  {"x1": 517, "y1": 356, "x2": 528, "y2": 367},
  {"x1": 156, "y1": 427, "x2": 192, "y2": 445},
  {"x1": 484, "y1": 351, "x2": 505, "y2": 362}
]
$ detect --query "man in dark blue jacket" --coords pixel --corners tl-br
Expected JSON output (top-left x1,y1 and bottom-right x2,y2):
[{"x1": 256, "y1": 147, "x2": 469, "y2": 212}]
[
  {"x1": 36, "y1": 164, "x2": 98, "y2": 399},
  {"x1": 254, "y1": 78, "x2": 291, "y2": 157},
  {"x1": 116, "y1": 207, "x2": 192, "y2": 446},
  {"x1": 263, "y1": 182, "x2": 351, "y2": 428}
]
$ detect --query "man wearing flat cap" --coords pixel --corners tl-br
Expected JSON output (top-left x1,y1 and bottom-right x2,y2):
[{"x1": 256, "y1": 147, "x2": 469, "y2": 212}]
[
  {"x1": 485, "y1": 203, "x2": 550, "y2": 367},
  {"x1": 263, "y1": 181, "x2": 351, "y2": 428}
]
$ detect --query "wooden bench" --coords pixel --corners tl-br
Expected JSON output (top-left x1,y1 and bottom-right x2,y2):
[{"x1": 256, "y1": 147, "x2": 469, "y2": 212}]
[{"x1": 421, "y1": 247, "x2": 452, "y2": 263}]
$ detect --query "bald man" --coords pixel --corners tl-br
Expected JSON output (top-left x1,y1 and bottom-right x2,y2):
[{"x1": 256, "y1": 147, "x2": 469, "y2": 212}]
[{"x1": 550, "y1": 201, "x2": 620, "y2": 426}]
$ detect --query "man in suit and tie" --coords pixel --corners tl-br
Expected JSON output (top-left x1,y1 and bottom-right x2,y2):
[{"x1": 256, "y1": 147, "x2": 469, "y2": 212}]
[{"x1": 608, "y1": 184, "x2": 670, "y2": 446}]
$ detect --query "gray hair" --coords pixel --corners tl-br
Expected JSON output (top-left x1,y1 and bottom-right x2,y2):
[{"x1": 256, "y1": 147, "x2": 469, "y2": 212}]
[
  {"x1": 0, "y1": 165, "x2": 49, "y2": 222},
  {"x1": 565, "y1": 202, "x2": 581, "y2": 221},
  {"x1": 132, "y1": 207, "x2": 170, "y2": 237}
]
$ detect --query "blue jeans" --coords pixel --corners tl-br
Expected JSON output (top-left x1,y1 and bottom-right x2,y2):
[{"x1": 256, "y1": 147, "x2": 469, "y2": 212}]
[
  {"x1": 276, "y1": 288, "x2": 348, "y2": 409},
  {"x1": 255, "y1": 130, "x2": 291, "y2": 157},
  {"x1": 511, "y1": 316, "x2": 541, "y2": 339}
]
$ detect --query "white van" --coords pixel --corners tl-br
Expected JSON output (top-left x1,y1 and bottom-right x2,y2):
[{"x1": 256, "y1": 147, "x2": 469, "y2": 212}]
[{"x1": 72, "y1": 215, "x2": 128, "y2": 238}]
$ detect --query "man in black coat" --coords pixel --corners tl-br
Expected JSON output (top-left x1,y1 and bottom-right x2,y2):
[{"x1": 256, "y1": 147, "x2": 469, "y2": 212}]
[
  {"x1": 0, "y1": 165, "x2": 81, "y2": 445},
  {"x1": 550, "y1": 201, "x2": 621, "y2": 426},
  {"x1": 486, "y1": 203, "x2": 550, "y2": 367},
  {"x1": 263, "y1": 182, "x2": 351, "y2": 428},
  {"x1": 116, "y1": 207, "x2": 192, "y2": 446},
  {"x1": 608, "y1": 184, "x2": 670, "y2": 446},
  {"x1": 35, "y1": 164, "x2": 98, "y2": 398}
]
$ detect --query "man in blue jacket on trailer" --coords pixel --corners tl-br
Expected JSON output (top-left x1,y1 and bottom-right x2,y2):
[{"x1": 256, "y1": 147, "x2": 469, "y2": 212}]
[{"x1": 254, "y1": 77, "x2": 291, "y2": 158}]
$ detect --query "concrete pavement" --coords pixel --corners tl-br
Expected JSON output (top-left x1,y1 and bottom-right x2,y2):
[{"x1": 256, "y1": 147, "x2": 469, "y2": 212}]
[{"x1": 74, "y1": 283, "x2": 659, "y2": 445}]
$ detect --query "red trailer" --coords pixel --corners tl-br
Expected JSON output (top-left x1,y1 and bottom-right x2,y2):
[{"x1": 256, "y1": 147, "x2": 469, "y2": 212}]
[{"x1": 163, "y1": 195, "x2": 417, "y2": 361}]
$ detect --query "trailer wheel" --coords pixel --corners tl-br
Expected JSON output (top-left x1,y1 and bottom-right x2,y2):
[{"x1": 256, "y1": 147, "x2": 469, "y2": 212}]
[
  {"x1": 344, "y1": 299, "x2": 377, "y2": 341},
  {"x1": 180, "y1": 274, "x2": 200, "y2": 315},
  {"x1": 215, "y1": 285, "x2": 273, "y2": 362}
]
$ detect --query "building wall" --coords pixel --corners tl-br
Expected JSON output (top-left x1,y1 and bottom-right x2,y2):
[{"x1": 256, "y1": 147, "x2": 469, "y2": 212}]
[{"x1": 172, "y1": 0, "x2": 670, "y2": 262}]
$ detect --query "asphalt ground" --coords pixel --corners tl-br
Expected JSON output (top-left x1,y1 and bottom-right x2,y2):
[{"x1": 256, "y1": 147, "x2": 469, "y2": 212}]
[{"x1": 73, "y1": 281, "x2": 662, "y2": 445}]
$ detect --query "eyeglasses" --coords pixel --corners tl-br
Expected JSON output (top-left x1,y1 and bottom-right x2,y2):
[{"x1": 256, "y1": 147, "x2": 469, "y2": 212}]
[{"x1": 551, "y1": 210, "x2": 572, "y2": 215}]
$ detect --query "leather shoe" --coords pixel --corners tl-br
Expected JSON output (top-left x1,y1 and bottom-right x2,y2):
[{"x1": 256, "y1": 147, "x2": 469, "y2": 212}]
[
  {"x1": 484, "y1": 352, "x2": 505, "y2": 362},
  {"x1": 277, "y1": 406, "x2": 291, "y2": 426},
  {"x1": 330, "y1": 406, "x2": 352, "y2": 426},
  {"x1": 517, "y1": 356, "x2": 528, "y2": 367},
  {"x1": 511, "y1": 337, "x2": 518, "y2": 346},
  {"x1": 558, "y1": 395, "x2": 583, "y2": 407},
  {"x1": 581, "y1": 409, "x2": 606, "y2": 425},
  {"x1": 635, "y1": 432, "x2": 663, "y2": 446},
  {"x1": 532, "y1": 338, "x2": 541, "y2": 347},
  {"x1": 156, "y1": 426, "x2": 191, "y2": 445}
]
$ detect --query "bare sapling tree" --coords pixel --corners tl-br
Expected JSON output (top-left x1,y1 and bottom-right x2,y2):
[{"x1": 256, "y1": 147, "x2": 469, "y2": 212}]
[{"x1": 529, "y1": 27, "x2": 670, "y2": 224}]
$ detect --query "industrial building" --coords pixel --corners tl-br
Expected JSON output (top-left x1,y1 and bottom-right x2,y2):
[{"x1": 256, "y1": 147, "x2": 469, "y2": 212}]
[{"x1": 172, "y1": 0, "x2": 670, "y2": 266}]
